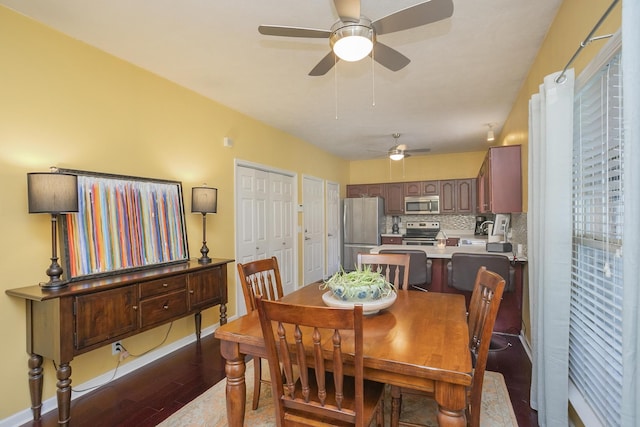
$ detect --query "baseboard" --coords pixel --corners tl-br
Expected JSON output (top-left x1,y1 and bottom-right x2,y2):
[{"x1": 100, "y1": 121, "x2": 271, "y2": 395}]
[
  {"x1": 518, "y1": 331, "x2": 533, "y2": 362},
  {"x1": 0, "y1": 316, "x2": 237, "y2": 427}
]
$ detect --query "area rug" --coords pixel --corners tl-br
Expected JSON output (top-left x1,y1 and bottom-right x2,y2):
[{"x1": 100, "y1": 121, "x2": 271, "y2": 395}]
[{"x1": 157, "y1": 359, "x2": 518, "y2": 426}]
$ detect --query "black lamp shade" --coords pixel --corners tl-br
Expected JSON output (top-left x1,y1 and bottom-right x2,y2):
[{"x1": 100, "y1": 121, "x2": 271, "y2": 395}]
[
  {"x1": 27, "y1": 172, "x2": 79, "y2": 214},
  {"x1": 191, "y1": 187, "x2": 218, "y2": 214}
]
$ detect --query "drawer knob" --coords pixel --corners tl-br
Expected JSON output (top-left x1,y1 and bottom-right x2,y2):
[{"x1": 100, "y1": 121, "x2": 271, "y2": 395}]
[
  {"x1": 163, "y1": 303, "x2": 169, "y2": 310},
  {"x1": 133, "y1": 305, "x2": 138, "y2": 311},
  {"x1": 162, "y1": 283, "x2": 169, "y2": 287}
]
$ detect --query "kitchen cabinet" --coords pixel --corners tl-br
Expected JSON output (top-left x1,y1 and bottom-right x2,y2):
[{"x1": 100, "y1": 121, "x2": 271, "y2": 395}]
[
  {"x1": 346, "y1": 183, "x2": 384, "y2": 198},
  {"x1": 477, "y1": 145, "x2": 522, "y2": 213},
  {"x1": 456, "y1": 178, "x2": 476, "y2": 214},
  {"x1": 422, "y1": 180, "x2": 439, "y2": 196},
  {"x1": 440, "y1": 179, "x2": 476, "y2": 214},
  {"x1": 404, "y1": 181, "x2": 421, "y2": 196},
  {"x1": 384, "y1": 183, "x2": 405, "y2": 215},
  {"x1": 404, "y1": 180, "x2": 439, "y2": 196},
  {"x1": 381, "y1": 235, "x2": 403, "y2": 245},
  {"x1": 440, "y1": 180, "x2": 456, "y2": 213}
]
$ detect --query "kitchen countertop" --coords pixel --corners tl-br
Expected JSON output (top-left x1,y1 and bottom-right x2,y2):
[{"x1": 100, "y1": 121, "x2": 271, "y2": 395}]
[{"x1": 370, "y1": 243, "x2": 527, "y2": 262}]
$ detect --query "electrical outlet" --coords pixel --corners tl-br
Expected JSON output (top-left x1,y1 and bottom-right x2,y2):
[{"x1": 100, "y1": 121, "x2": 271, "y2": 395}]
[{"x1": 112, "y1": 341, "x2": 123, "y2": 355}]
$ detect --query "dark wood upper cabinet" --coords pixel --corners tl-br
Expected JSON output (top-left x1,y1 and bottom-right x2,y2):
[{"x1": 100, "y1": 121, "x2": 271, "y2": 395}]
[
  {"x1": 346, "y1": 183, "x2": 385, "y2": 198},
  {"x1": 439, "y1": 180, "x2": 456, "y2": 213},
  {"x1": 477, "y1": 145, "x2": 522, "y2": 213},
  {"x1": 404, "y1": 181, "x2": 422, "y2": 196},
  {"x1": 367, "y1": 183, "x2": 385, "y2": 198},
  {"x1": 422, "y1": 181, "x2": 439, "y2": 196},
  {"x1": 456, "y1": 178, "x2": 476, "y2": 214},
  {"x1": 384, "y1": 183, "x2": 405, "y2": 215}
]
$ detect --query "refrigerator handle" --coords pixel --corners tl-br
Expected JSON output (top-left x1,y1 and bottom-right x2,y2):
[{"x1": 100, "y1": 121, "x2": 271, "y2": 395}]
[{"x1": 343, "y1": 201, "x2": 348, "y2": 240}]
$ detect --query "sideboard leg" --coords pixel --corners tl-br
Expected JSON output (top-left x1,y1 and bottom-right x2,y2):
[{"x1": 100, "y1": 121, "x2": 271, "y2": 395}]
[
  {"x1": 220, "y1": 303, "x2": 227, "y2": 325},
  {"x1": 28, "y1": 353, "x2": 43, "y2": 420},
  {"x1": 56, "y1": 362, "x2": 72, "y2": 427},
  {"x1": 194, "y1": 311, "x2": 202, "y2": 340}
]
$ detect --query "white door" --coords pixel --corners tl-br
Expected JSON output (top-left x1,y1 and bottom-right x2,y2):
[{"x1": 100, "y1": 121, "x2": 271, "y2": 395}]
[
  {"x1": 267, "y1": 172, "x2": 295, "y2": 294},
  {"x1": 236, "y1": 164, "x2": 297, "y2": 316},
  {"x1": 326, "y1": 181, "x2": 341, "y2": 277},
  {"x1": 303, "y1": 175, "x2": 325, "y2": 285}
]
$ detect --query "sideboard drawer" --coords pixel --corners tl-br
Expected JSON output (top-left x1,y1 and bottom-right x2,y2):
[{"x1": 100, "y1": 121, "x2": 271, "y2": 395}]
[
  {"x1": 139, "y1": 289, "x2": 188, "y2": 328},
  {"x1": 139, "y1": 275, "x2": 187, "y2": 298}
]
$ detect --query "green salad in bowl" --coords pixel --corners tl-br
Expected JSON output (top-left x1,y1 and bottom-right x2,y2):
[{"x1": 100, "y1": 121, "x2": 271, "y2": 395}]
[{"x1": 320, "y1": 265, "x2": 395, "y2": 302}]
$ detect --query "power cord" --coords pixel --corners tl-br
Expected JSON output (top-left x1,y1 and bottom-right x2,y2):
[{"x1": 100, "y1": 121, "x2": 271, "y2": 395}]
[{"x1": 53, "y1": 322, "x2": 174, "y2": 394}]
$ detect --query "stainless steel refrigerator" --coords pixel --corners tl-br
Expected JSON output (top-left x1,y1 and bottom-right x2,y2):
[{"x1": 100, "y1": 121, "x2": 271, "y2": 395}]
[{"x1": 342, "y1": 197, "x2": 385, "y2": 271}]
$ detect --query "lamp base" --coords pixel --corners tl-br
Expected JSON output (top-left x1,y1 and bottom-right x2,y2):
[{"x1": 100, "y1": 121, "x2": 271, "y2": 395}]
[
  {"x1": 198, "y1": 242, "x2": 212, "y2": 264},
  {"x1": 40, "y1": 278, "x2": 69, "y2": 290},
  {"x1": 41, "y1": 256, "x2": 69, "y2": 290}
]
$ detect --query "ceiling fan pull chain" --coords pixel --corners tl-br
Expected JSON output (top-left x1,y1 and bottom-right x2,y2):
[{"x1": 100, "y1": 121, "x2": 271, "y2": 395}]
[
  {"x1": 334, "y1": 54, "x2": 339, "y2": 120},
  {"x1": 371, "y1": 48, "x2": 375, "y2": 107}
]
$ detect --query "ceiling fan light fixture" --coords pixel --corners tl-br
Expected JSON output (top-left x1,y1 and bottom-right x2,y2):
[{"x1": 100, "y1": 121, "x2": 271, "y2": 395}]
[
  {"x1": 389, "y1": 149, "x2": 404, "y2": 161},
  {"x1": 486, "y1": 124, "x2": 495, "y2": 142},
  {"x1": 330, "y1": 21, "x2": 374, "y2": 62}
]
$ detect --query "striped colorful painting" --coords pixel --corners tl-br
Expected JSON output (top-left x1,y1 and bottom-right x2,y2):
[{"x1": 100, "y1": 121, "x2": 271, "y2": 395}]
[{"x1": 62, "y1": 172, "x2": 188, "y2": 279}]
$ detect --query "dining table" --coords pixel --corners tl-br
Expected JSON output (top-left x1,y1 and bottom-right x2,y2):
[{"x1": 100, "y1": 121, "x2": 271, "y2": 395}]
[{"x1": 214, "y1": 284, "x2": 473, "y2": 427}]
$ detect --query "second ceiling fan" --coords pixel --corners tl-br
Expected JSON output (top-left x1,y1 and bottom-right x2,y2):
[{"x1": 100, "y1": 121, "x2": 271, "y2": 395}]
[{"x1": 259, "y1": 0, "x2": 454, "y2": 76}]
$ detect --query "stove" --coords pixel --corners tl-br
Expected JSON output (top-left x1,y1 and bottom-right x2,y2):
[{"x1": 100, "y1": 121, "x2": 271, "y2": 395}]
[{"x1": 402, "y1": 221, "x2": 440, "y2": 246}]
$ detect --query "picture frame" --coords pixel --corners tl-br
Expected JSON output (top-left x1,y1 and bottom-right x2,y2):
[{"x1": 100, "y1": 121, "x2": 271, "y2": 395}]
[{"x1": 59, "y1": 168, "x2": 190, "y2": 281}]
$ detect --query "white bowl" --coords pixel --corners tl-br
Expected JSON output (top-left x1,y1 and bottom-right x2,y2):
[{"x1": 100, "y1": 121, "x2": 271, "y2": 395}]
[{"x1": 322, "y1": 291, "x2": 397, "y2": 315}]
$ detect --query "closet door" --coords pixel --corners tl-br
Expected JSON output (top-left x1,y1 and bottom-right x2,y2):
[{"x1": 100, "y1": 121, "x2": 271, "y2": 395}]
[
  {"x1": 268, "y1": 172, "x2": 295, "y2": 294},
  {"x1": 236, "y1": 165, "x2": 297, "y2": 315},
  {"x1": 236, "y1": 166, "x2": 268, "y2": 315}
]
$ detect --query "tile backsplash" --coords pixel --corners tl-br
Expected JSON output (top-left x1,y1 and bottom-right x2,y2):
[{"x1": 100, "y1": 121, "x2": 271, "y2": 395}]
[{"x1": 385, "y1": 213, "x2": 528, "y2": 255}]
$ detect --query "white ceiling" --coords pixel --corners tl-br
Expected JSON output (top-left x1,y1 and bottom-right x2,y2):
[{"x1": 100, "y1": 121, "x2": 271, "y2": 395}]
[{"x1": 1, "y1": 0, "x2": 562, "y2": 160}]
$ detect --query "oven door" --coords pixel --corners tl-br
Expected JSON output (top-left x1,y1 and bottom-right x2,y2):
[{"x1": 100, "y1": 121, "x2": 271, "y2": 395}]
[{"x1": 402, "y1": 239, "x2": 435, "y2": 246}]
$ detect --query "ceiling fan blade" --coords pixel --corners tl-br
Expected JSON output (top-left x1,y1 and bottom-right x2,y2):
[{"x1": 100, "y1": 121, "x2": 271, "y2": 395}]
[
  {"x1": 407, "y1": 148, "x2": 432, "y2": 154},
  {"x1": 372, "y1": 42, "x2": 410, "y2": 72},
  {"x1": 258, "y1": 25, "x2": 331, "y2": 38},
  {"x1": 333, "y1": 0, "x2": 361, "y2": 22},
  {"x1": 372, "y1": 0, "x2": 454, "y2": 35},
  {"x1": 309, "y1": 51, "x2": 339, "y2": 76}
]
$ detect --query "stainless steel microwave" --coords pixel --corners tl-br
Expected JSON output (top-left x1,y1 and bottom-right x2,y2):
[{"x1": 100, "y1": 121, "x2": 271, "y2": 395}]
[{"x1": 404, "y1": 196, "x2": 440, "y2": 214}]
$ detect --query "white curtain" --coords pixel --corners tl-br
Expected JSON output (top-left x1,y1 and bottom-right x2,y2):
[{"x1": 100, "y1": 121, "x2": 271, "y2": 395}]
[
  {"x1": 527, "y1": 69, "x2": 574, "y2": 426},
  {"x1": 621, "y1": 0, "x2": 640, "y2": 425}
]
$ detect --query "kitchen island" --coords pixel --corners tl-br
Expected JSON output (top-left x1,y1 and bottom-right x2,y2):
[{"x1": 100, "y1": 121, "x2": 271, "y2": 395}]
[{"x1": 370, "y1": 243, "x2": 526, "y2": 335}]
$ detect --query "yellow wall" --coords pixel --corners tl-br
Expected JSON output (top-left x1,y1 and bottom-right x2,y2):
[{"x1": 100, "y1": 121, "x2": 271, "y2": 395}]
[
  {"x1": 0, "y1": 0, "x2": 624, "y2": 421},
  {"x1": 349, "y1": 150, "x2": 486, "y2": 183},
  {"x1": 500, "y1": 0, "x2": 621, "y2": 213},
  {"x1": 0, "y1": 6, "x2": 348, "y2": 418}
]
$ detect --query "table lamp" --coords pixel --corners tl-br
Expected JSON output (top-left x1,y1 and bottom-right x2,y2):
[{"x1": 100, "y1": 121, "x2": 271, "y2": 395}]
[
  {"x1": 191, "y1": 186, "x2": 217, "y2": 264},
  {"x1": 27, "y1": 171, "x2": 79, "y2": 289}
]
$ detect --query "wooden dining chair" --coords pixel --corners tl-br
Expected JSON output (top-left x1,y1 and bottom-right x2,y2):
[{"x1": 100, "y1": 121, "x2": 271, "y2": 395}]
[
  {"x1": 255, "y1": 296, "x2": 385, "y2": 427},
  {"x1": 236, "y1": 257, "x2": 285, "y2": 410},
  {"x1": 357, "y1": 252, "x2": 411, "y2": 290},
  {"x1": 391, "y1": 266, "x2": 506, "y2": 427}
]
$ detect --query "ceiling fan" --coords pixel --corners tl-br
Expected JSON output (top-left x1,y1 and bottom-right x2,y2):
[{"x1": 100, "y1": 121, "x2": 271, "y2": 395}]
[
  {"x1": 385, "y1": 133, "x2": 432, "y2": 160},
  {"x1": 258, "y1": 0, "x2": 454, "y2": 76}
]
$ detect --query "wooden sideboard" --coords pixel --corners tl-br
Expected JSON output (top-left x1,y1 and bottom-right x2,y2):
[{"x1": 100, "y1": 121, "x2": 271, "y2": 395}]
[{"x1": 6, "y1": 258, "x2": 232, "y2": 426}]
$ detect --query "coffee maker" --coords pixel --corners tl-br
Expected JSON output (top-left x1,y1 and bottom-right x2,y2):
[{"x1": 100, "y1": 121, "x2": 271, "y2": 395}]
[{"x1": 474, "y1": 215, "x2": 487, "y2": 235}]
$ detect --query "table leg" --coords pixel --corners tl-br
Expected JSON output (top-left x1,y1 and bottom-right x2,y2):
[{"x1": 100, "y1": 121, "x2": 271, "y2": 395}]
[
  {"x1": 27, "y1": 353, "x2": 43, "y2": 420},
  {"x1": 220, "y1": 341, "x2": 246, "y2": 427},
  {"x1": 56, "y1": 362, "x2": 72, "y2": 426},
  {"x1": 435, "y1": 382, "x2": 467, "y2": 427},
  {"x1": 390, "y1": 385, "x2": 402, "y2": 427}
]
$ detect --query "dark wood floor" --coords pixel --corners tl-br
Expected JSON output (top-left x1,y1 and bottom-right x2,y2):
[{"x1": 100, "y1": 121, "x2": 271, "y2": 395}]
[{"x1": 21, "y1": 332, "x2": 537, "y2": 427}]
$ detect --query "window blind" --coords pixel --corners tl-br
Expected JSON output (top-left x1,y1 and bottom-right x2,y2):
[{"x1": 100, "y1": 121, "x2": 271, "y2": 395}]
[{"x1": 570, "y1": 52, "x2": 623, "y2": 425}]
